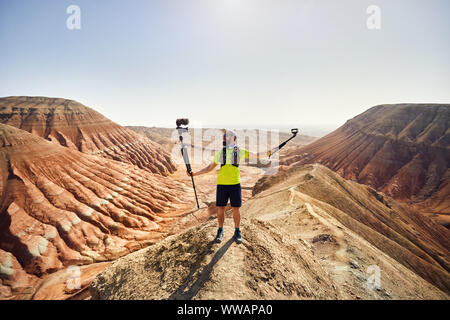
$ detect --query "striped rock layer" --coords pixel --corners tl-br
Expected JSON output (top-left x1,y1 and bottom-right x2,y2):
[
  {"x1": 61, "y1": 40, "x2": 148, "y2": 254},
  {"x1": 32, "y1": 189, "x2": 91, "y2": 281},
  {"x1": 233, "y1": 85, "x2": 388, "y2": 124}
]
[
  {"x1": 0, "y1": 96, "x2": 176, "y2": 176},
  {"x1": 282, "y1": 104, "x2": 450, "y2": 226},
  {"x1": 0, "y1": 123, "x2": 192, "y2": 298}
]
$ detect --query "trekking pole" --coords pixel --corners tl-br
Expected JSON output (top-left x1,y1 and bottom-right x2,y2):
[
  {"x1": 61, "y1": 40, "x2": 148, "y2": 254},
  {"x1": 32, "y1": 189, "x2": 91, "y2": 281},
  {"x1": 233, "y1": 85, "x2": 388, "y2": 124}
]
[
  {"x1": 176, "y1": 118, "x2": 200, "y2": 209},
  {"x1": 267, "y1": 128, "x2": 299, "y2": 158}
]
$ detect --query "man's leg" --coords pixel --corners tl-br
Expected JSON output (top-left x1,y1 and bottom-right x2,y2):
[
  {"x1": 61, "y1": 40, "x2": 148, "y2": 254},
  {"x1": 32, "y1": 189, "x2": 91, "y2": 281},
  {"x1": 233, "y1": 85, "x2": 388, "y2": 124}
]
[
  {"x1": 216, "y1": 185, "x2": 228, "y2": 228},
  {"x1": 230, "y1": 184, "x2": 242, "y2": 228},
  {"x1": 214, "y1": 206, "x2": 225, "y2": 243},
  {"x1": 217, "y1": 206, "x2": 225, "y2": 227},
  {"x1": 232, "y1": 207, "x2": 240, "y2": 229},
  {"x1": 230, "y1": 184, "x2": 243, "y2": 243},
  {"x1": 215, "y1": 185, "x2": 227, "y2": 243}
]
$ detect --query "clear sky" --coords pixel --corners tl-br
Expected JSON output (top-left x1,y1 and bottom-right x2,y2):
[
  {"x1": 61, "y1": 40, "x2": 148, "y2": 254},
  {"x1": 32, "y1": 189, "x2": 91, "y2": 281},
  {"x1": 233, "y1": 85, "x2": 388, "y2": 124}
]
[{"x1": 0, "y1": 0, "x2": 449, "y2": 130}]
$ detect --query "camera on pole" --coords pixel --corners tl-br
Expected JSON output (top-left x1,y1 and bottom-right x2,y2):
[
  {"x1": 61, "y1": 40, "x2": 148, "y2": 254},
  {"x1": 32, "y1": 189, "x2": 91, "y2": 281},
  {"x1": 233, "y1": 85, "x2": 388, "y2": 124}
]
[{"x1": 176, "y1": 118, "x2": 200, "y2": 209}]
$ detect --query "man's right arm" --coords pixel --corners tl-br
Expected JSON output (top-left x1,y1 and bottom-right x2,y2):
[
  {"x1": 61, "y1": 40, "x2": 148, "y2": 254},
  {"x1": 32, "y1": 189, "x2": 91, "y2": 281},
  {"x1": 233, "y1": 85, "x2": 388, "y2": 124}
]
[{"x1": 187, "y1": 162, "x2": 217, "y2": 177}]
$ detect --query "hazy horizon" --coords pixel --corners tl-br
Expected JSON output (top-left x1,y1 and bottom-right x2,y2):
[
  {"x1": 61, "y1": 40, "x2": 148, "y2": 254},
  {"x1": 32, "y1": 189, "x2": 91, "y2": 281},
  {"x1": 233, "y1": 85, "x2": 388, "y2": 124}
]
[
  {"x1": 125, "y1": 122, "x2": 340, "y2": 137},
  {"x1": 1, "y1": 0, "x2": 449, "y2": 129}
]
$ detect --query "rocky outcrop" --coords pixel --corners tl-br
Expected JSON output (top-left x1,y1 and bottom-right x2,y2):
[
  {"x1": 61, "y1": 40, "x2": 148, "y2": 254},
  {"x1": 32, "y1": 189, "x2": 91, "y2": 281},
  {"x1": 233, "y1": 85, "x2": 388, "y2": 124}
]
[
  {"x1": 0, "y1": 123, "x2": 195, "y2": 299},
  {"x1": 91, "y1": 164, "x2": 450, "y2": 300},
  {"x1": 281, "y1": 104, "x2": 450, "y2": 227},
  {"x1": 90, "y1": 220, "x2": 340, "y2": 300},
  {"x1": 0, "y1": 97, "x2": 176, "y2": 176}
]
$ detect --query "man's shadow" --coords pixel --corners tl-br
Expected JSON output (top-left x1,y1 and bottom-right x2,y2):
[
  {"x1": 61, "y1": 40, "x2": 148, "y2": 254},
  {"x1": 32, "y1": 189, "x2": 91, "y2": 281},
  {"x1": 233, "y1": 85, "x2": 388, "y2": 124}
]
[{"x1": 168, "y1": 237, "x2": 235, "y2": 300}]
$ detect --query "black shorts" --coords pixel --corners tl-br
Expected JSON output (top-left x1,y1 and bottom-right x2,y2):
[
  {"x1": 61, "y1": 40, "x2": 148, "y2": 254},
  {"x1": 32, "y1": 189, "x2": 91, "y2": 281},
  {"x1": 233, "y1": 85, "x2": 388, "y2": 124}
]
[{"x1": 216, "y1": 184, "x2": 242, "y2": 207}]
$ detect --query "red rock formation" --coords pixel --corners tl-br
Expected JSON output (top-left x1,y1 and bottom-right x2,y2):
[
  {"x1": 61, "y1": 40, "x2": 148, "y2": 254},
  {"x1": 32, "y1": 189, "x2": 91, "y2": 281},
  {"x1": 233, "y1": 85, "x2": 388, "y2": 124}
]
[
  {"x1": 0, "y1": 96, "x2": 176, "y2": 176},
  {"x1": 0, "y1": 123, "x2": 193, "y2": 299},
  {"x1": 281, "y1": 104, "x2": 450, "y2": 226},
  {"x1": 251, "y1": 164, "x2": 450, "y2": 296}
]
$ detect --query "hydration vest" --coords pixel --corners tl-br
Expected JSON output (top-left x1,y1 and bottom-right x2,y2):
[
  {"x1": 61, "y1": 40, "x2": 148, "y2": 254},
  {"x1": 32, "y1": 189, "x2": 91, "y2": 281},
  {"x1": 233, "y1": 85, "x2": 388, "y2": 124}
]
[{"x1": 220, "y1": 145, "x2": 240, "y2": 168}]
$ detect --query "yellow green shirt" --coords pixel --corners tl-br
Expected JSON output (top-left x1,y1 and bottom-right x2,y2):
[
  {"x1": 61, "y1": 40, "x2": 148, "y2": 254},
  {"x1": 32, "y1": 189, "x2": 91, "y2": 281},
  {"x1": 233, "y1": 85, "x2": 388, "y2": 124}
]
[{"x1": 213, "y1": 147, "x2": 250, "y2": 185}]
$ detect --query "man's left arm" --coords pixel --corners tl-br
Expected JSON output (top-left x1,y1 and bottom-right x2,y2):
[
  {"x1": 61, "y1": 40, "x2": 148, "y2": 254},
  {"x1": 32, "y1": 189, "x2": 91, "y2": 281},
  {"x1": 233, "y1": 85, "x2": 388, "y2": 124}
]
[{"x1": 247, "y1": 150, "x2": 270, "y2": 162}]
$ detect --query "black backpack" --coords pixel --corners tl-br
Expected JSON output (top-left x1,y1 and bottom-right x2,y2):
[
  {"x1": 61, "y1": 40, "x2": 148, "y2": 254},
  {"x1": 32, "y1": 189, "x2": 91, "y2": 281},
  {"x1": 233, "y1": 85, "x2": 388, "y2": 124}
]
[{"x1": 220, "y1": 146, "x2": 240, "y2": 167}]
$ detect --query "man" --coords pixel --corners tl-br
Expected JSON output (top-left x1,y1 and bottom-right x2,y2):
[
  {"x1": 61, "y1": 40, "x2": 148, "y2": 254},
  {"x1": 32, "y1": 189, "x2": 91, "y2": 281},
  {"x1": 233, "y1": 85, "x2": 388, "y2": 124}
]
[{"x1": 187, "y1": 130, "x2": 268, "y2": 244}]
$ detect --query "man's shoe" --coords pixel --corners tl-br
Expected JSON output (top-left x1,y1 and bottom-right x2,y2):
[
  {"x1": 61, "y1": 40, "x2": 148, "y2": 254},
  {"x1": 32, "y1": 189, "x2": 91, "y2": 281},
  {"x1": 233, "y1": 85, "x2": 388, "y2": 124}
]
[
  {"x1": 234, "y1": 229, "x2": 242, "y2": 243},
  {"x1": 215, "y1": 228, "x2": 224, "y2": 243}
]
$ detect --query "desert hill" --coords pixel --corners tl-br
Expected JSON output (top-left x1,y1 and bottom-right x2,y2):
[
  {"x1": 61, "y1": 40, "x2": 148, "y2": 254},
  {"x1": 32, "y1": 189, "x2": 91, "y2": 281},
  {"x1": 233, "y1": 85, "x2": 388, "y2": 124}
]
[
  {"x1": 126, "y1": 127, "x2": 177, "y2": 152},
  {"x1": 0, "y1": 123, "x2": 203, "y2": 299},
  {"x1": 2, "y1": 98, "x2": 448, "y2": 300},
  {"x1": 0, "y1": 97, "x2": 176, "y2": 176},
  {"x1": 90, "y1": 164, "x2": 450, "y2": 299},
  {"x1": 281, "y1": 104, "x2": 450, "y2": 227}
]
